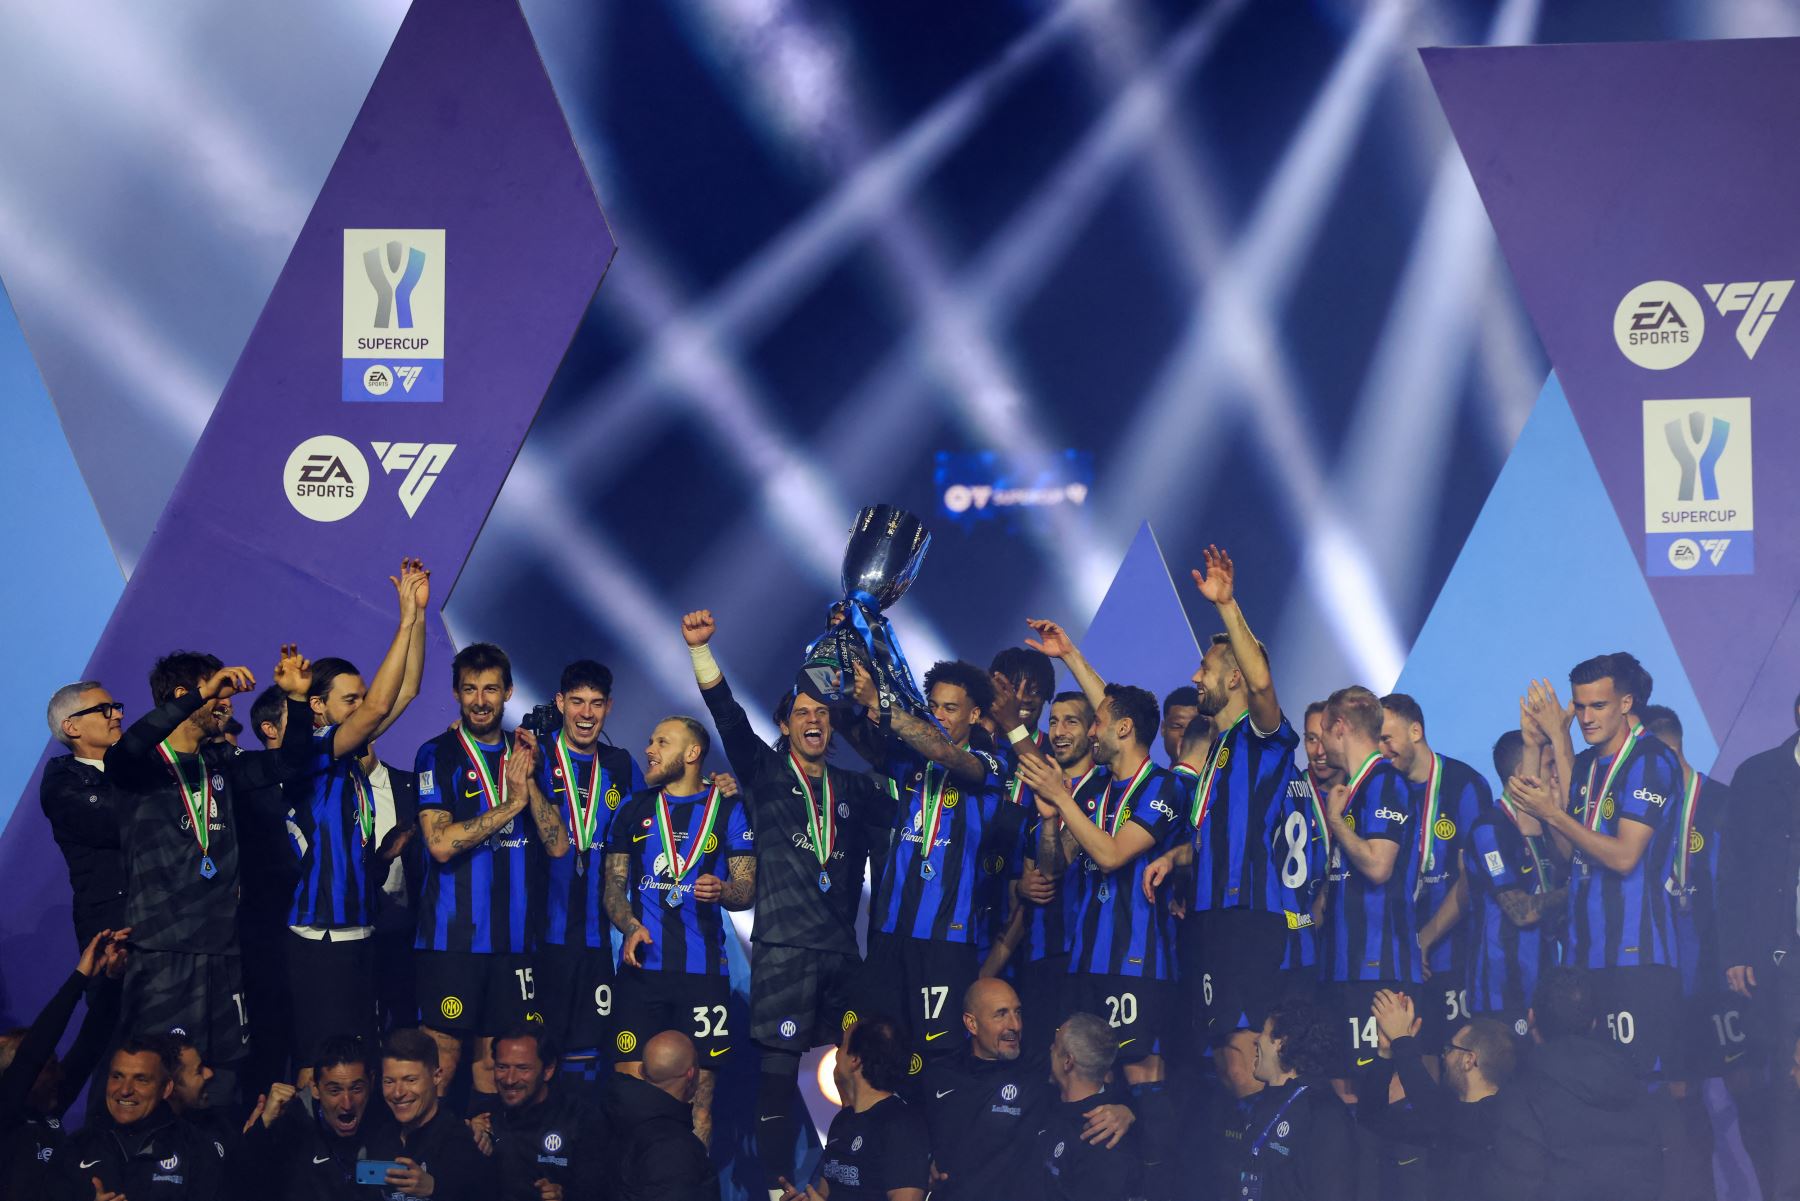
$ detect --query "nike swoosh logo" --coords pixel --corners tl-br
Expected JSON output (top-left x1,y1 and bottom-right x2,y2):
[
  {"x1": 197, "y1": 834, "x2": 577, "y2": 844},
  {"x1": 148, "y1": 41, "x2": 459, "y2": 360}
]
[
  {"x1": 1356, "y1": 1057, "x2": 1375, "y2": 1067},
  {"x1": 935, "y1": 1089, "x2": 956, "y2": 1098},
  {"x1": 924, "y1": 1031, "x2": 946, "y2": 1041},
  {"x1": 1725, "y1": 1051, "x2": 1747, "y2": 1063},
  {"x1": 312, "y1": 1155, "x2": 332, "y2": 1164},
  {"x1": 633, "y1": 833, "x2": 651, "y2": 843},
  {"x1": 464, "y1": 789, "x2": 483, "y2": 799},
  {"x1": 709, "y1": 1048, "x2": 729, "y2": 1058},
  {"x1": 80, "y1": 1159, "x2": 101, "y2": 1169},
  {"x1": 1118, "y1": 1038, "x2": 1136, "y2": 1048},
  {"x1": 760, "y1": 1115, "x2": 781, "y2": 1122}
]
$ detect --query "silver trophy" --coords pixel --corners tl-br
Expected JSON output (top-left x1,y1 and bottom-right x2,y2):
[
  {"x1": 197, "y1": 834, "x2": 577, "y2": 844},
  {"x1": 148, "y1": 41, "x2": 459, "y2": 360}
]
[{"x1": 799, "y1": 505, "x2": 932, "y2": 723}]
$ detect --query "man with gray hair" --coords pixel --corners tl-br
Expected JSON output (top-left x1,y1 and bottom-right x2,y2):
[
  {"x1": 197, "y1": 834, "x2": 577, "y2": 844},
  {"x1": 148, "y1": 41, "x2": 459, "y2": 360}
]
[
  {"x1": 40, "y1": 680, "x2": 126, "y2": 947},
  {"x1": 1037, "y1": 1013, "x2": 1145, "y2": 1200}
]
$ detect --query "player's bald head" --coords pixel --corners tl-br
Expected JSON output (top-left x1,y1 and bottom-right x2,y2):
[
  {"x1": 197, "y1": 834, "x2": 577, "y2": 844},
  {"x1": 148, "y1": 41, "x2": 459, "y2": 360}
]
[
  {"x1": 642, "y1": 1030, "x2": 698, "y2": 1098},
  {"x1": 963, "y1": 977, "x2": 1019, "y2": 1019}
]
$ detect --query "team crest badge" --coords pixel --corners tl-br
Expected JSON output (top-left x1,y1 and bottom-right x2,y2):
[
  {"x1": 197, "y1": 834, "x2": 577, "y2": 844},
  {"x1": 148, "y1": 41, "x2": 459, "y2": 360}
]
[
  {"x1": 606, "y1": 786, "x2": 621, "y2": 810},
  {"x1": 1688, "y1": 830, "x2": 1705, "y2": 853},
  {"x1": 616, "y1": 1031, "x2": 638, "y2": 1054},
  {"x1": 440, "y1": 996, "x2": 464, "y2": 1020},
  {"x1": 1433, "y1": 817, "x2": 1456, "y2": 841}
]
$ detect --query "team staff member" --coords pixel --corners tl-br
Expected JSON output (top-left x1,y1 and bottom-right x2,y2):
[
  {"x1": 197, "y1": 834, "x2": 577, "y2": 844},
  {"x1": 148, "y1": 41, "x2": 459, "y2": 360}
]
[
  {"x1": 537, "y1": 659, "x2": 644, "y2": 1060},
  {"x1": 683, "y1": 611, "x2": 890, "y2": 1196},
  {"x1": 1037, "y1": 1013, "x2": 1145, "y2": 1201},
  {"x1": 1508, "y1": 653, "x2": 1683, "y2": 1077},
  {"x1": 1379, "y1": 692, "x2": 1491, "y2": 1042},
  {"x1": 849, "y1": 658, "x2": 1013, "y2": 1064},
  {"x1": 916, "y1": 979, "x2": 1132, "y2": 1200},
  {"x1": 284, "y1": 561, "x2": 429, "y2": 1067},
  {"x1": 1463, "y1": 731, "x2": 1563, "y2": 1033},
  {"x1": 243, "y1": 1036, "x2": 387, "y2": 1201},
  {"x1": 604, "y1": 714, "x2": 754, "y2": 1146},
  {"x1": 414, "y1": 643, "x2": 569, "y2": 1098},
  {"x1": 1141, "y1": 547, "x2": 1315, "y2": 1041},
  {"x1": 51, "y1": 1038, "x2": 226, "y2": 1201},
  {"x1": 41, "y1": 680, "x2": 127, "y2": 948},
  {"x1": 1234, "y1": 997, "x2": 1355, "y2": 1201},
  {"x1": 474, "y1": 1025, "x2": 608, "y2": 1201},
  {"x1": 1317, "y1": 685, "x2": 1423, "y2": 1072},
  {"x1": 366, "y1": 1028, "x2": 496, "y2": 1201},
  {"x1": 0, "y1": 929, "x2": 127, "y2": 1201},
  {"x1": 107, "y1": 650, "x2": 312, "y2": 1100},
  {"x1": 779, "y1": 1015, "x2": 930, "y2": 1201}
]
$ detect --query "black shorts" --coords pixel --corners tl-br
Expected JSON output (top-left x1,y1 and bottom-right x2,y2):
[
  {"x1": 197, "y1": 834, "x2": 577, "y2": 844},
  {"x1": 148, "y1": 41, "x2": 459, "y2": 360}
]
[
  {"x1": 286, "y1": 932, "x2": 377, "y2": 1063},
  {"x1": 1063, "y1": 973, "x2": 1175, "y2": 1064},
  {"x1": 536, "y1": 941, "x2": 616, "y2": 1053},
  {"x1": 1321, "y1": 979, "x2": 1432, "y2": 1076},
  {"x1": 1590, "y1": 964, "x2": 1683, "y2": 1077},
  {"x1": 1018, "y1": 954, "x2": 1070, "y2": 1054},
  {"x1": 415, "y1": 950, "x2": 536, "y2": 1036},
  {"x1": 1183, "y1": 908, "x2": 1291, "y2": 1038},
  {"x1": 611, "y1": 965, "x2": 736, "y2": 1065},
  {"x1": 749, "y1": 943, "x2": 860, "y2": 1053},
  {"x1": 1678, "y1": 988, "x2": 1757, "y2": 1078},
  {"x1": 123, "y1": 949, "x2": 248, "y2": 1065},
  {"x1": 1422, "y1": 980, "x2": 1473, "y2": 1050},
  {"x1": 856, "y1": 934, "x2": 978, "y2": 1063}
]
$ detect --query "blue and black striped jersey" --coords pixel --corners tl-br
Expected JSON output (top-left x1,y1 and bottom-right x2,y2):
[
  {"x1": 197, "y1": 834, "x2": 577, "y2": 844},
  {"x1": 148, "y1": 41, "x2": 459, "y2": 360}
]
[
  {"x1": 1410, "y1": 755, "x2": 1492, "y2": 978},
  {"x1": 287, "y1": 723, "x2": 377, "y2": 930},
  {"x1": 414, "y1": 729, "x2": 541, "y2": 955},
  {"x1": 1323, "y1": 758, "x2": 1422, "y2": 982},
  {"x1": 539, "y1": 741, "x2": 643, "y2": 949},
  {"x1": 1566, "y1": 732, "x2": 1682, "y2": 969},
  {"x1": 1189, "y1": 714, "x2": 1309, "y2": 917},
  {"x1": 1025, "y1": 770, "x2": 1109, "y2": 963},
  {"x1": 872, "y1": 743, "x2": 1012, "y2": 945},
  {"x1": 1279, "y1": 771, "x2": 1331, "y2": 970},
  {"x1": 1066, "y1": 763, "x2": 1185, "y2": 980},
  {"x1": 610, "y1": 786, "x2": 754, "y2": 975},
  {"x1": 1465, "y1": 805, "x2": 1561, "y2": 1014}
]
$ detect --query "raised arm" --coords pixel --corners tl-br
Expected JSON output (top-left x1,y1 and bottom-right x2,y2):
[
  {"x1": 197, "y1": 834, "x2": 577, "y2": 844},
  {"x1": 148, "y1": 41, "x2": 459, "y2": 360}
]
[
  {"x1": 684, "y1": 610, "x2": 782, "y2": 781},
  {"x1": 1508, "y1": 772, "x2": 1654, "y2": 875},
  {"x1": 106, "y1": 666, "x2": 254, "y2": 789},
  {"x1": 1024, "y1": 619, "x2": 1104, "y2": 713},
  {"x1": 346, "y1": 559, "x2": 429, "y2": 750},
  {"x1": 847, "y1": 661, "x2": 990, "y2": 785},
  {"x1": 1192, "y1": 546, "x2": 1279, "y2": 734}
]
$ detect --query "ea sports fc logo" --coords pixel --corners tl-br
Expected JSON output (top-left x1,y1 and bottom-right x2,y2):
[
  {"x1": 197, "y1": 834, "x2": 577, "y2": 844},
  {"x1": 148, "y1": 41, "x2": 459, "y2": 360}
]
[
  {"x1": 616, "y1": 1030, "x2": 638, "y2": 1054},
  {"x1": 285, "y1": 436, "x2": 369, "y2": 523},
  {"x1": 1615, "y1": 281, "x2": 1704, "y2": 370},
  {"x1": 439, "y1": 996, "x2": 465, "y2": 1021}
]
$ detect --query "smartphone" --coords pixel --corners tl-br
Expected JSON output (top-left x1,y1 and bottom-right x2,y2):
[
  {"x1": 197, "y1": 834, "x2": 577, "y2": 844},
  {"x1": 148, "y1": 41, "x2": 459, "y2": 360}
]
[{"x1": 355, "y1": 1160, "x2": 405, "y2": 1184}]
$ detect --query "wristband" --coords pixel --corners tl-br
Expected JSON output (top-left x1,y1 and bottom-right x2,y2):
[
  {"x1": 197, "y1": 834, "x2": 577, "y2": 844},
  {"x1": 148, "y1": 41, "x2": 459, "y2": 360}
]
[
  {"x1": 689, "y1": 643, "x2": 722, "y2": 685},
  {"x1": 1008, "y1": 725, "x2": 1032, "y2": 745}
]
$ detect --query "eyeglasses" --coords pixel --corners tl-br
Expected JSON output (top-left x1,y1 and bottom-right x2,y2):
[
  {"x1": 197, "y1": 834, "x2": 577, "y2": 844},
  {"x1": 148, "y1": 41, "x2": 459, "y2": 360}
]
[
  {"x1": 68, "y1": 702, "x2": 124, "y2": 720},
  {"x1": 1444, "y1": 1042, "x2": 1476, "y2": 1057}
]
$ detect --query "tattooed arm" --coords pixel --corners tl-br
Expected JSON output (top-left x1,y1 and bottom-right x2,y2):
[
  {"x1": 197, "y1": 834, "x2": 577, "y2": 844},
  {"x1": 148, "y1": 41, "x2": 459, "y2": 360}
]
[
  {"x1": 718, "y1": 855, "x2": 757, "y2": 910},
  {"x1": 419, "y1": 798, "x2": 528, "y2": 863},
  {"x1": 847, "y1": 661, "x2": 988, "y2": 783},
  {"x1": 606, "y1": 851, "x2": 651, "y2": 968},
  {"x1": 525, "y1": 777, "x2": 569, "y2": 858},
  {"x1": 1496, "y1": 885, "x2": 1567, "y2": 929}
]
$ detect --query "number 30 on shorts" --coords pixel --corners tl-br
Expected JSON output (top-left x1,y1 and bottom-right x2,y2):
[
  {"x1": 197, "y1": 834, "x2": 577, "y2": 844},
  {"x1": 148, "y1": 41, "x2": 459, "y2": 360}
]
[{"x1": 1104, "y1": 992, "x2": 1138, "y2": 1028}]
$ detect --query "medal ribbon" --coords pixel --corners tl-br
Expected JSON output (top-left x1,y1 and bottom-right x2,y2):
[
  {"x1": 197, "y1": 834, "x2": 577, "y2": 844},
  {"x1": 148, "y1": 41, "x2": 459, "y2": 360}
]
[
  {"x1": 1582, "y1": 726, "x2": 1641, "y2": 831},
  {"x1": 1191, "y1": 711, "x2": 1248, "y2": 829},
  {"x1": 1343, "y1": 751, "x2": 1383, "y2": 807},
  {"x1": 655, "y1": 785, "x2": 723, "y2": 887},
  {"x1": 1304, "y1": 773, "x2": 1332, "y2": 853},
  {"x1": 1672, "y1": 771, "x2": 1702, "y2": 890},
  {"x1": 1415, "y1": 753, "x2": 1445, "y2": 894},
  {"x1": 788, "y1": 751, "x2": 835, "y2": 871},
  {"x1": 918, "y1": 762, "x2": 952, "y2": 866},
  {"x1": 349, "y1": 768, "x2": 373, "y2": 847},
  {"x1": 1497, "y1": 792, "x2": 1552, "y2": 886},
  {"x1": 156, "y1": 739, "x2": 212, "y2": 861},
  {"x1": 555, "y1": 732, "x2": 602, "y2": 852},
  {"x1": 1096, "y1": 758, "x2": 1153, "y2": 836},
  {"x1": 455, "y1": 727, "x2": 508, "y2": 813}
]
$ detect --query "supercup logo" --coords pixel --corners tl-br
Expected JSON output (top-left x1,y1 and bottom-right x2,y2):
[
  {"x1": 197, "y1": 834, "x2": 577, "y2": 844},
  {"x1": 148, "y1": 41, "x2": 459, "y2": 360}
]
[
  {"x1": 343, "y1": 228, "x2": 446, "y2": 402},
  {"x1": 284, "y1": 436, "x2": 370, "y2": 522},
  {"x1": 1614, "y1": 281, "x2": 1705, "y2": 369}
]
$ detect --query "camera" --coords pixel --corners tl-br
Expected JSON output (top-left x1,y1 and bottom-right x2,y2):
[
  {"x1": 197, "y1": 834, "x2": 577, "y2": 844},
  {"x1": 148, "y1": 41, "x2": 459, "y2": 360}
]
[{"x1": 520, "y1": 703, "x2": 561, "y2": 739}]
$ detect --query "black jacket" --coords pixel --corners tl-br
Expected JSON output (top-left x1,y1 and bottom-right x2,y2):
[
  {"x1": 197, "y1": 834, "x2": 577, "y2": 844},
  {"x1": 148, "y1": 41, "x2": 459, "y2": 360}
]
[
  {"x1": 1721, "y1": 734, "x2": 1800, "y2": 970},
  {"x1": 491, "y1": 1090, "x2": 609, "y2": 1201},
  {"x1": 1357, "y1": 1035, "x2": 1498, "y2": 1199},
  {"x1": 362, "y1": 1106, "x2": 494, "y2": 1201},
  {"x1": 1482, "y1": 1036, "x2": 1661, "y2": 1201},
  {"x1": 1230, "y1": 1078, "x2": 1354, "y2": 1201},
  {"x1": 51, "y1": 1108, "x2": 226, "y2": 1200},
  {"x1": 598, "y1": 1073, "x2": 716, "y2": 1201},
  {"x1": 0, "y1": 970, "x2": 121, "y2": 1201},
  {"x1": 1035, "y1": 1095, "x2": 1143, "y2": 1201},
  {"x1": 40, "y1": 756, "x2": 127, "y2": 947},
  {"x1": 242, "y1": 1095, "x2": 391, "y2": 1200}
]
